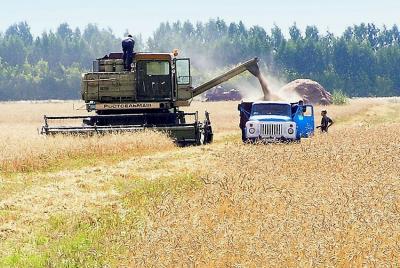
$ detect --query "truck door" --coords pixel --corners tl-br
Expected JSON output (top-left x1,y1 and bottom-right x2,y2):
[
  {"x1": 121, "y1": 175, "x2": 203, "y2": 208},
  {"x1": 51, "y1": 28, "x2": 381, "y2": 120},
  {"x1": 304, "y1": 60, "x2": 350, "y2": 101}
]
[{"x1": 294, "y1": 105, "x2": 315, "y2": 138}]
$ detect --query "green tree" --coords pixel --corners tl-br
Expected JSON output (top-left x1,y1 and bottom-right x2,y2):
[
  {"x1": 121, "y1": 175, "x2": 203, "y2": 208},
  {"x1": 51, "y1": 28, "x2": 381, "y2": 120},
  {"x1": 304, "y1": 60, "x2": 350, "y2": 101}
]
[{"x1": 0, "y1": 20, "x2": 400, "y2": 100}]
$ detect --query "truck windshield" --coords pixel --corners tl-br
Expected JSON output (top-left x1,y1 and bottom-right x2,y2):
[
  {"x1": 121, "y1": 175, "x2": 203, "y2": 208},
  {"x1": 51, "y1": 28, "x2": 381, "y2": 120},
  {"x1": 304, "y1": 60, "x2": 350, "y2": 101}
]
[{"x1": 252, "y1": 104, "x2": 291, "y2": 116}]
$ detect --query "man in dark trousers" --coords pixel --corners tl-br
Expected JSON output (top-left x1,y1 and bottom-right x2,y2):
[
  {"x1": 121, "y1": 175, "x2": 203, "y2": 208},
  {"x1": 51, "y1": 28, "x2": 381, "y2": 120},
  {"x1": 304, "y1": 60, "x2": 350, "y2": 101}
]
[
  {"x1": 122, "y1": 34, "x2": 135, "y2": 71},
  {"x1": 317, "y1": 110, "x2": 334, "y2": 132}
]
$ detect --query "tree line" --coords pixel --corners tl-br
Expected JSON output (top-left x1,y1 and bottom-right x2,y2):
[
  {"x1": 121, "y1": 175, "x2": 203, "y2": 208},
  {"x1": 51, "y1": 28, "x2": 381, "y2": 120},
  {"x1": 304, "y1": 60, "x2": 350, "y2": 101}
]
[{"x1": 0, "y1": 20, "x2": 399, "y2": 100}]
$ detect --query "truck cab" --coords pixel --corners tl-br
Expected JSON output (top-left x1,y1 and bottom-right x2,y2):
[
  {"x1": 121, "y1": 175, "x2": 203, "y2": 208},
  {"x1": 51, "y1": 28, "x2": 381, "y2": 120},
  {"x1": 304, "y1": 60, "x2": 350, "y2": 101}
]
[{"x1": 238, "y1": 101, "x2": 314, "y2": 142}]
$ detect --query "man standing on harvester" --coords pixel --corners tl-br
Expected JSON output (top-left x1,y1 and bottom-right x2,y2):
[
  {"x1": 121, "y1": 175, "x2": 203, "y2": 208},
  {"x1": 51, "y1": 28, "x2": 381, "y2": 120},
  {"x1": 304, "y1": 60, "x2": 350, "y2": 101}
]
[{"x1": 122, "y1": 34, "x2": 135, "y2": 71}]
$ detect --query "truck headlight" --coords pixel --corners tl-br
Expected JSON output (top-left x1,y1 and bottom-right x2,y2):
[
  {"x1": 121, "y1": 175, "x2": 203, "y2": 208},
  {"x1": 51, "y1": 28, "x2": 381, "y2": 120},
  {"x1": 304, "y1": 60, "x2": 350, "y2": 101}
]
[
  {"x1": 249, "y1": 128, "x2": 256, "y2": 134},
  {"x1": 288, "y1": 128, "x2": 294, "y2": 135}
]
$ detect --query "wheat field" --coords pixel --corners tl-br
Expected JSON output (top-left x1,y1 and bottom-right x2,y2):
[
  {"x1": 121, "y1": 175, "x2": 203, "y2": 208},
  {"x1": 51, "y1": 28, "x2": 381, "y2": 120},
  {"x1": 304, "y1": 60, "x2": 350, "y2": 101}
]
[{"x1": 0, "y1": 98, "x2": 399, "y2": 267}]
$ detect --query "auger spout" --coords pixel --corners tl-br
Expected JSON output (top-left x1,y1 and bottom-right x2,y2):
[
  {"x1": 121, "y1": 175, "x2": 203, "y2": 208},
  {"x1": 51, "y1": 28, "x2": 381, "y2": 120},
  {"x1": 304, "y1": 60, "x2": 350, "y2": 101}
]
[{"x1": 190, "y1": 58, "x2": 260, "y2": 98}]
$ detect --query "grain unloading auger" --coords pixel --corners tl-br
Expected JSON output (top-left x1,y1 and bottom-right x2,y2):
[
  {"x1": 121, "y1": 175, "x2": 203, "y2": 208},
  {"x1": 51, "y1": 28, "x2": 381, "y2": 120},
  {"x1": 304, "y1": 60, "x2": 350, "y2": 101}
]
[{"x1": 41, "y1": 52, "x2": 260, "y2": 146}]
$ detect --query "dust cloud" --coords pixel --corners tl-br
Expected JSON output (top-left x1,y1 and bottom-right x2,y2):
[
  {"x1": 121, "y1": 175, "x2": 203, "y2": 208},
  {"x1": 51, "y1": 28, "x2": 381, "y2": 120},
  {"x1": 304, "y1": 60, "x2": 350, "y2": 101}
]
[
  {"x1": 187, "y1": 52, "x2": 301, "y2": 103},
  {"x1": 234, "y1": 68, "x2": 301, "y2": 102}
]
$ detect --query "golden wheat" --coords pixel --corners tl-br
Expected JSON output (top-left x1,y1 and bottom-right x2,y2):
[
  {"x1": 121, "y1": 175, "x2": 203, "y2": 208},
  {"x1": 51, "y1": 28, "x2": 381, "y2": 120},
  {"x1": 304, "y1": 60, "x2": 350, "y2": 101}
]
[
  {"x1": 0, "y1": 101, "x2": 175, "y2": 173},
  {"x1": 125, "y1": 124, "x2": 400, "y2": 266},
  {"x1": 0, "y1": 98, "x2": 399, "y2": 267}
]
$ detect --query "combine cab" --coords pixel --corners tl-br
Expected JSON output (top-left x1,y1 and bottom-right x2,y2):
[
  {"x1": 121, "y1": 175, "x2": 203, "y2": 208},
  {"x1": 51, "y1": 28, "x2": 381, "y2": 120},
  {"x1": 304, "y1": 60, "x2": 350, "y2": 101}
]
[{"x1": 41, "y1": 51, "x2": 260, "y2": 145}]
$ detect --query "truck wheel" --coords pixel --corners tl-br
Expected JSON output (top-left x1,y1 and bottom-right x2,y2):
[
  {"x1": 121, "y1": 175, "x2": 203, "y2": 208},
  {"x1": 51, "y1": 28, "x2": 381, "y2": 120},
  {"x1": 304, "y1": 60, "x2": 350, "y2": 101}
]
[
  {"x1": 241, "y1": 129, "x2": 247, "y2": 142},
  {"x1": 243, "y1": 138, "x2": 253, "y2": 144}
]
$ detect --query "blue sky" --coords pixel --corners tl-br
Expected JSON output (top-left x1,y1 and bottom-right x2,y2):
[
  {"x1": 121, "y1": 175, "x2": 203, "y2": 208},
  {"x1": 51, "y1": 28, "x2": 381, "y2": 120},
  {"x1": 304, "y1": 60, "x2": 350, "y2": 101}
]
[{"x1": 0, "y1": 0, "x2": 399, "y2": 38}]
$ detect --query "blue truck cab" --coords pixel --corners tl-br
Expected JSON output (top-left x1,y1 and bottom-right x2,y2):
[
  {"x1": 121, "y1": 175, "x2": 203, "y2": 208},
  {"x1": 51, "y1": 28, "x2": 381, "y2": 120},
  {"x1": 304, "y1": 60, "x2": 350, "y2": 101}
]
[{"x1": 238, "y1": 101, "x2": 315, "y2": 142}]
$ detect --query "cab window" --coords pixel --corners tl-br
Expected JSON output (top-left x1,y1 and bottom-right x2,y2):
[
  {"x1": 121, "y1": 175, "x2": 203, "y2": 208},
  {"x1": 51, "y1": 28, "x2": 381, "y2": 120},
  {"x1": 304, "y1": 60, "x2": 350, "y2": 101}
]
[
  {"x1": 175, "y1": 59, "x2": 191, "y2": 85},
  {"x1": 146, "y1": 61, "x2": 170, "y2": 75},
  {"x1": 303, "y1": 106, "x2": 313, "y2": 116}
]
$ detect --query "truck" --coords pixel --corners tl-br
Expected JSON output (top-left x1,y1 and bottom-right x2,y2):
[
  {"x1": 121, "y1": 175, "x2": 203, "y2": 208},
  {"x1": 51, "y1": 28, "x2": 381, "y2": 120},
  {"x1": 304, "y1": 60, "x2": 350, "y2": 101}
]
[
  {"x1": 238, "y1": 101, "x2": 315, "y2": 142},
  {"x1": 41, "y1": 51, "x2": 261, "y2": 146}
]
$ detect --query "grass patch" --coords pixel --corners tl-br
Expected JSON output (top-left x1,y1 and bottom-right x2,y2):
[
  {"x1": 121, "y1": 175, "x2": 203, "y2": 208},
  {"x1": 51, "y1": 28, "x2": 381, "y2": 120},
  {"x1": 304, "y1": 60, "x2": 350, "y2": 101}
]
[
  {"x1": 0, "y1": 173, "x2": 203, "y2": 267},
  {"x1": 0, "y1": 252, "x2": 47, "y2": 268},
  {"x1": 332, "y1": 90, "x2": 349, "y2": 105}
]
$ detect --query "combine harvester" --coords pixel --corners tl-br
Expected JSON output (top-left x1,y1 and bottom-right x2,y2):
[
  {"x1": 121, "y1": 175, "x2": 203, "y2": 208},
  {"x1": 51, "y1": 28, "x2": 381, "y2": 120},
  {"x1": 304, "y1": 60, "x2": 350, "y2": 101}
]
[{"x1": 41, "y1": 51, "x2": 260, "y2": 146}]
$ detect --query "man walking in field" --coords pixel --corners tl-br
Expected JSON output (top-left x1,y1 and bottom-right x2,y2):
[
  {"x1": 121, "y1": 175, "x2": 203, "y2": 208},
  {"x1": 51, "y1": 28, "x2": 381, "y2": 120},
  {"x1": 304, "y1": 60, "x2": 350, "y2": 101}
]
[
  {"x1": 317, "y1": 110, "x2": 334, "y2": 133},
  {"x1": 122, "y1": 34, "x2": 135, "y2": 71}
]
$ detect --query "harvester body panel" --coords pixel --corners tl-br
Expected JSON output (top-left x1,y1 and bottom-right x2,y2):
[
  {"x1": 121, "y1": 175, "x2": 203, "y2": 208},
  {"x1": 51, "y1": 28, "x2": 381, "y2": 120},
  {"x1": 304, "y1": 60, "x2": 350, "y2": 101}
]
[{"x1": 82, "y1": 72, "x2": 136, "y2": 103}]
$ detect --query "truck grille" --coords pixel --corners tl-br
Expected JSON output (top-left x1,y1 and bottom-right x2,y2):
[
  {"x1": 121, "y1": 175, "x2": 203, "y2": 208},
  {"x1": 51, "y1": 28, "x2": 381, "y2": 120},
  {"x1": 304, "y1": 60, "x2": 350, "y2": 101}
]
[{"x1": 260, "y1": 124, "x2": 283, "y2": 136}]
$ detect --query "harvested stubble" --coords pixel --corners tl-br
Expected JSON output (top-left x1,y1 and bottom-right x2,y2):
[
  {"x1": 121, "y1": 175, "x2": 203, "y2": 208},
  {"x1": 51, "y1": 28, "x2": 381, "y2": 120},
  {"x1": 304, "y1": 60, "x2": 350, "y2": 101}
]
[{"x1": 125, "y1": 124, "x2": 400, "y2": 266}]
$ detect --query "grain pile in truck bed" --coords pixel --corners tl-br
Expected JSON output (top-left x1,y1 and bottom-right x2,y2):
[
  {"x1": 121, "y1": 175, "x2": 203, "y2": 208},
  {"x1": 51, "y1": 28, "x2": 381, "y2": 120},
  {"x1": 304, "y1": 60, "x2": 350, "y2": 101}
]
[{"x1": 280, "y1": 79, "x2": 333, "y2": 105}]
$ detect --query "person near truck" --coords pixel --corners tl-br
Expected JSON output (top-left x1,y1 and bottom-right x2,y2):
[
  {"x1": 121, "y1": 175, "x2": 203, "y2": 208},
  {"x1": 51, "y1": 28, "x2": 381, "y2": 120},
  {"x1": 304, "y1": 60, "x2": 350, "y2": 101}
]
[
  {"x1": 317, "y1": 110, "x2": 334, "y2": 132},
  {"x1": 122, "y1": 34, "x2": 135, "y2": 71},
  {"x1": 291, "y1": 100, "x2": 306, "y2": 115}
]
